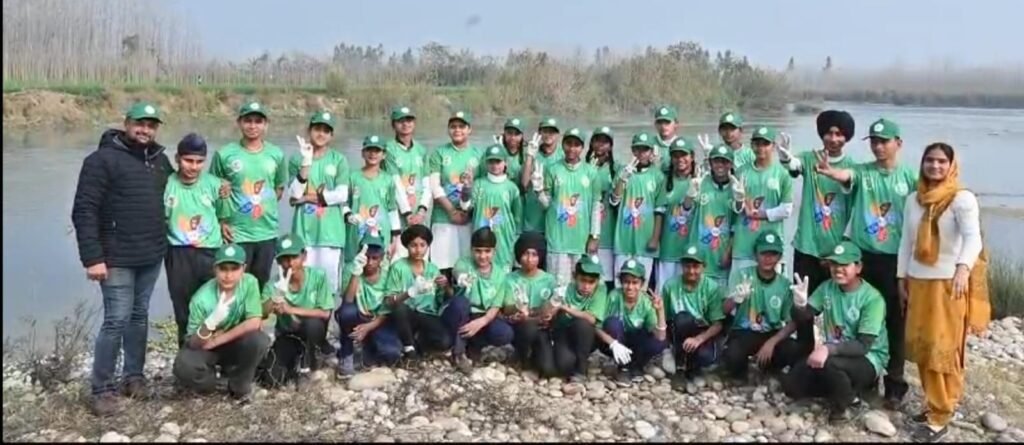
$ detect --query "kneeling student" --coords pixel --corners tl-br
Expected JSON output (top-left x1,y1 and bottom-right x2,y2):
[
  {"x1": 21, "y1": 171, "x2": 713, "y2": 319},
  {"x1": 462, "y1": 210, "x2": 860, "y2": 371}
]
[
  {"x1": 498, "y1": 232, "x2": 558, "y2": 375},
  {"x1": 335, "y1": 235, "x2": 403, "y2": 375},
  {"x1": 384, "y1": 225, "x2": 452, "y2": 357},
  {"x1": 604, "y1": 259, "x2": 668, "y2": 382},
  {"x1": 173, "y1": 244, "x2": 270, "y2": 401},
  {"x1": 783, "y1": 241, "x2": 889, "y2": 424},
  {"x1": 550, "y1": 255, "x2": 622, "y2": 382},
  {"x1": 661, "y1": 245, "x2": 726, "y2": 383}
]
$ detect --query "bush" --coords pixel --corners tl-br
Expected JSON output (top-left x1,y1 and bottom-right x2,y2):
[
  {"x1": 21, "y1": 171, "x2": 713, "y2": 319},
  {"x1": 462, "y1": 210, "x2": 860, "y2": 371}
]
[
  {"x1": 989, "y1": 256, "x2": 1024, "y2": 320},
  {"x1": 6, "y1": 300, "x2": 98, "y2": 390}
]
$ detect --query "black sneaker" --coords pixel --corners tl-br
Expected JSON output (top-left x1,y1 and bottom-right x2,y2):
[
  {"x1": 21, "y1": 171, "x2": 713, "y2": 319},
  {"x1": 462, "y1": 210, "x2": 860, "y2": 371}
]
[
  {"x1": 883, "y1": 396, "x2": 904, "y2": 412},
  {"x1": 614, "y1": 368, "x2": 633, "y2": 386},
  {"x1": 318, "y1": 340, "x2": 336, "y2": 356},
  {"x1": 911, "y1": 424, "x2": 948, "y2": 443},
  {"x1": 828, "y1": 399, "x2": 866, "y2": 425},
  {"x1": 670, "y1": 374, "x2": 689, "y2": 392},
  {"x1": 628, "y1": 367, "x2": 645, "y2": 383},
  {"x1": 452, "y1": 354, "x2": 473, "y2": 375},
  {"x1": 909, "y1": 412, "x2": 929, "y2": 424}
]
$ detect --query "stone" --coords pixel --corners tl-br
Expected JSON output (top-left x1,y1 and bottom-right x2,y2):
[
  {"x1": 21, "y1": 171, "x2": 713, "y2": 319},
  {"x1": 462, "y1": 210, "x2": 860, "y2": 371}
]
[
  {"x1": 100, "y1": 432, "x2": 129, "y2": 443},
  {"x1": 579, "y1": 431, "x2": 595, "y2": 441},
  {"x1": 586, "y1": 382, "x2": 608, "y2": 399},
  {"x1": 863, "y1": 411, "x2": 896, "y2": 437},
  {"x1": 711, "y1": 406, "x2": 731, "y2": 419},
  {"x1": 707, "y1": 425, "x2": 727, "y2": 441},
  {"x1": 563, "y1": 383, "x2": 584, "y2": 396},
  {"x1": 732, "y1": 421, "x2": 751, "y2": 434},
  {"x1": 635, "y1": 420, "x2": 657, "y2": 440},
  {"x1": 434, "y1": 417, "x2": 469, "y2": 432},
  {"x1": 726, "y1": 409, "x2": 749, "y2": 422},
  {"x1": 766, "y1": 418, "x2": 788, "y2": 434},
  {"x1": 372, "y1": 435, "x2": 394, "y2": 443},
  {"x1": 470, "y1": 367, "x2": 506, "y2": 384},
  {"x1": 982, "y1": 413, "x2": 1008, "y2": 432},
  {"x1": 786, "y1": 415, "x2": 806, "y2": 431},
  {"x1": 814, "y1": 430, "x2": 833, "y2": 443},
  {"x1": 595, "y1": 429, "x2": 614, "y2": 440},
  {"x1": 348, "y1": 369, "x2": 397, "y2": 391},
  {"x1": 159, "y1": 423, "x2": 181, "y2": 438},
  {"x1": 332, "y1": 412, "x2": 354, "y2": 424},
  {"x1": 646, "y1": 365, "x2": 666, "y2": 379},
  {"x1": 410, "y1": 416, "x2": 430, "y2": 428},
  {"x1": 678, "y1": 421, "x2": 701, "y2": 434}
]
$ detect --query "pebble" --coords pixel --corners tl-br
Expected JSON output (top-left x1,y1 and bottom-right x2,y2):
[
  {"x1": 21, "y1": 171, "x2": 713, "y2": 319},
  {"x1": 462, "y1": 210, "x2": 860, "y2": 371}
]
[
  {"x1": 982, "y1": 412, "x2": 1008, "y2": 432},
  {"x1": 732, "y1": 420, "x2": 751, "y2": 434},
  {"x1": 100, "y1": 432, "x2": 129, "y2": 443},
  {"x1": 766, "y1": 418, "x2": 788, "y2": 434},
  {"x1": 863, "y1": 411, "x2": 896, "y2": 437},
  {"x1": 814, "y1": 430, "x2": 833, "y2": 443},
  {"x1": 159, "y1": 423, "x2": 181, "y2": 438},
  {"x1": 726, "y1": 409, "x2": 749, "y2": 422},
  {"x1": 595, "y1": 429, "x2": 614, "y2": 439},
  {"x1": 348, "y1": 368, "x2": 397, "y2": 391},
  {"x1": 711, "y1": 406, "x2": 731, "y2": 419},
  {"x1": 635, "y1": 420, "x2": 657, "y2": 439},
  {"x1": 563, "y1": 383, "x2": 584, "y2": 396},
  {"x1": 679, "y1": 421, "x2": 702, "y2": 434},
  {"x1": 707, "y1": 424, "x2": 727, "y2": 441},
  {"x1": 152, "y1": 434, "x2": 177, "y2": 443}
]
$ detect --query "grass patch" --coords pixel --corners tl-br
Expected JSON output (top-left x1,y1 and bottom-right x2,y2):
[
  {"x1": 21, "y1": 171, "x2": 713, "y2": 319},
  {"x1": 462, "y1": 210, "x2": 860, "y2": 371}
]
[
  {"x1": 4, "y1": 300, "x2": 98, "y2": 391},
  {"x1": 989, "y1": 256, "x2": 1024, "y2": 319}
]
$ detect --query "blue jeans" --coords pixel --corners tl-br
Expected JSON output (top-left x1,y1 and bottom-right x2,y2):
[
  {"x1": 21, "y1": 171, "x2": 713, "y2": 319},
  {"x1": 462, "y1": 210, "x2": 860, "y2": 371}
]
[
  {"x1": 91, "y1": 262, "x2": 162, "y2": 396},
  {"x1": 335, "y1": 303, "x2": 402, "y2": 365},
  {"x1": 441, "y1": 294, "x2": 514, "y2": 354},
  {"x1": 670, "y1": 311, "x2": 720, "y2": 370},
  {"x1": 601, "y1": 316, "x2": 668, "y2": 370}
]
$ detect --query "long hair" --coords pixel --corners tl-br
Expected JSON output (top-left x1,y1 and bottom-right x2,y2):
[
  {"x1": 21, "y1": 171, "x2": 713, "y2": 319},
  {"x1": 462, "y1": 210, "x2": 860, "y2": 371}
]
[
  {"x1": 665, "y1": 152, "x2": 696, "y2": 193},
  {"x1": 585, "y1": 136, "x2": 616, "y2": 179}
]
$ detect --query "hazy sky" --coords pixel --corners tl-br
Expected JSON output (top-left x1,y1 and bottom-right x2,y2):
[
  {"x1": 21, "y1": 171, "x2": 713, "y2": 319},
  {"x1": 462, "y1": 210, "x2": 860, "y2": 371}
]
[{"x1": 172, "y1": 0, "x2": 1020, "y2": 70}]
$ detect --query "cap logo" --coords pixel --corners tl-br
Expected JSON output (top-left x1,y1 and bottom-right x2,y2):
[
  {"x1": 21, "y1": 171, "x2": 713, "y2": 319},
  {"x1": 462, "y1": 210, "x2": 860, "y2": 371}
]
[
  {"x1": 873, "y1": 123, "x2": 884, "y2": 132},
  {"x1": 835, "y1": 245, "x2": 845, "y2": 255},
  {"x1": 725, "y1": 114, "x2": 734, "y2": 123},
  {"x1": 626, "y1": 259, "x2": 636, "y2": 268},
  {"x1": 639, "y1": 134, "x2": 648, "y2": 142},
  {"x1": 570, "y1": 129, "x2": 579, "y2": 135},
  {"x1": 144, "y1": 105, "x2": 156, "y2": 114},
  {"x1": 401, "y1": 107, "x2": 410, "y2": 113},
  {"x1": 659, "y1": 107, "x2": 669, "y2": 115},
  {"x1": 281, "y1": 239, "x2": 293, "y2": 249},
  {"x1": 687, "y1": 246, "x2": 697, "y2": 255},
  {"x1": 674, "y1": 139, "x2": 686, "y2": 147},
  {"x1": 490, "y1": 146, "x2": 500, "y2": 154},
  {"x1": 717, "y1": 146, "x2": 728, "y2": 154},
  {"x1": 370, "y1": 135, "x2": 379, "y2": 143},
  {"x1": 758, "y1": 127, "x2": 768, "y2": 135},
  {"x1": 322, "y1": 112, "x2": 331, "y2": 120},
  {"x1": 590, "y1": 255, "x2": 600, "y2": 264},
  {"x1": 250, "y1": 102, "x2": 260, "y2": 110},
  {"x1": 455, "y1": 111, "x2": 465, "y2": 118},
  {"x1": 225, "y1": 246, "x2": 236, "y2": 256},
  {"x1": 512, "y1": 119, "x2": 520, "y2": 126},
  {"x1": 600, "y1": 126, "x2": 610, "y2": 133},
  {"x1": 766, "y1": 234, "x2": 776, "y2": 243},
  {"x1": 547, "y1": 118, "x2": 556, "y2": 125}
]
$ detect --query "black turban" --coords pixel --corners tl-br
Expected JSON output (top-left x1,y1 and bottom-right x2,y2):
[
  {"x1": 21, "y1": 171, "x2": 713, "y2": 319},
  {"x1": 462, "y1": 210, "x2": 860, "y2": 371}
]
[
  {"x1": 816, "y1": 110, "x2": 855, "y2": 141},
  {"x1": 177, "y1": 133, "x2": 207, "y2": 156},
  {"x1": 514, "y1": 231, "x2": 547, "y2": 264}
]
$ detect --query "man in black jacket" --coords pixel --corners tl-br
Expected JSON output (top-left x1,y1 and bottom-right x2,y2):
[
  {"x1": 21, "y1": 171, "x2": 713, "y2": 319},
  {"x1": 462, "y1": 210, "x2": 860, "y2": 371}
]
[{"x1": 72, "y1": 101, "x2": 173, "y2": 416}]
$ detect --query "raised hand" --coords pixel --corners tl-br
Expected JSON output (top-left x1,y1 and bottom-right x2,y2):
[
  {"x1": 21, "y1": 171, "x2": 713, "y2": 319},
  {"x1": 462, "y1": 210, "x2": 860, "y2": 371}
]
[
  {"x1": 527, "y1": 133, "x2": 541, "y2": 158},
  {"x1": 646, "y1": 289, "x2": 664, "y2": 311},
  {"x1": 813, "y1": 149, "x2": 832, "y2": 174},
  {"x1": 687, "y1": 165, "x2": 702, "y2": 200},
  {"x1": 791, "y1": 274, "x2": 809, "y2": 307},
  {"x1": 346, "y1": 212, "x2": 364, "y2": 226},
  {"x1": 776, "y1": 132, "x2": 794, "y2": 162},
  {"x1": 273, "y1": 265, "x2": 292, "y2": 302},
  {"x1": 729, "y1": 174, "x2": 746, "y2": 204},
  {"x1": 296, "y1": 135, "x2": 314, "y2": 167},
  {"x1": 351, "y1": 245, "x2": 369, "y2": 276},
  {"x1": 204, "y1": 291, "x2": 233, "y2": 331},
  {"x1": 730, "y1": 275, "x2": 754, "y2": 304},
  {"x1": 697, "y1": 133, "x2": 714, "y2": 158},
  {"x1": 492, "y1": 134, "x2": 503, "y2": 146},
  {"x1": 620, "y1": 157, "x2": 639, "y2": 183},
  {"x1": 531, "y1": 162, "x2": 545, "y2": 192}
]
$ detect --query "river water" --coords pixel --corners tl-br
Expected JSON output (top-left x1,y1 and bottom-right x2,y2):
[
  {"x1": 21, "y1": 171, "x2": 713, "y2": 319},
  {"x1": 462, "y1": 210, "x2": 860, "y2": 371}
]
[{"x1": 3, "y1": 102, "x2": 1022, "y2": 337}]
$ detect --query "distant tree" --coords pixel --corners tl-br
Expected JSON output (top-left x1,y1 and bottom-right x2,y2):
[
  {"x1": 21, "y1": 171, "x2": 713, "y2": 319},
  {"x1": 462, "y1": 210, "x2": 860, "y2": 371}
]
[
  {"x1": 787, "y1": 57, "x2": 795, "y2": 71},
  {"x1": 824, "y1": 56, "x2": 833, "y2": 72}
]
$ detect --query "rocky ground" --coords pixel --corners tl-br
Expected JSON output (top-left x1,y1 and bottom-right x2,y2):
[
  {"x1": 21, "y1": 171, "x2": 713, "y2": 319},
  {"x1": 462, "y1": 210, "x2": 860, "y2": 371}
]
[{"x1": 4, "y1": 317, "x2": 1024, "y2": 443}]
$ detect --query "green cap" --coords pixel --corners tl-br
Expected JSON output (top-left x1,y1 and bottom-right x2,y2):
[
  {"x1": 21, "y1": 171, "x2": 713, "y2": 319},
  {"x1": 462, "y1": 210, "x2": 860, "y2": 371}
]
[
  {"x1": 503, "y1": 117, "x2": 525, "y2": 133},
  {"x1": 538, "y1": 116, "x2": 559, "y2": 131},
  {"x1": 125, "y1": 101, "x2": 163, "y2": 123},
  {"x1": 309, "y1": 110, "x2": 335, "y2": 129},
  {"x1": 390, "y1": 105, "x2": 415, "y2": 121},
  {"x1": 719, "y1": 111, "x2": 744, "y2": 127},
  {"x1": 825, "y1": 241, "x2": 863, "y2": 265},
  {"x1": 709, "y1": 144, "x2": 734, "y2": 162},
  {"x1": 214, "y1": 243, "x2": 247, "y2": 265},
  {"x1": 618, "y1": 257, "x2": 647, "y2": 279},
  {"x1": 562, "y1": 127, "x2": 586, "y2": 144},
  {"x1": 755, "y1": 231, "x2": 784, "y2": 255},
  {"x1": 654, "y1": 105, "x2": 678, "y2": 122},
  {"x1": 751, "y1": 126, "x2": 777, "y2": 143},
  {"x1": 576, "y1": 254, "x2": 603, "y2": 276},
  {"x1": 484, "y1": 144, "x2": 506, "y2": 162},
  {"x1": 448, "y1": 110, "x2": 472, "y2": 126},
  {"x1": 865, "y1": 118, "x2": 900, "y2": 140},
  {"x1": 360, "y1": 234, "x2": 386, "y2": 249},
  {"x1": 362, "y1": 135, "x2": 385, "y2": 150},
  {"x1": 275, "y1": 234, "x2": 306, "y2": 259},
  {"x1": 631, "y1": 132, "x2": 655, "y2": 149},
  {"x1": 669, "y1": 137, "x2": 696, "y2": 154},
  {"x1": 680, "y1": 245, "x2": 704, "y2": 263},
  {"x1": 238, "y1": 100, "x2": 267, "y2": 118},
  {"x1": 592, "y1": 126, "x2": 613, "y2": 139}
]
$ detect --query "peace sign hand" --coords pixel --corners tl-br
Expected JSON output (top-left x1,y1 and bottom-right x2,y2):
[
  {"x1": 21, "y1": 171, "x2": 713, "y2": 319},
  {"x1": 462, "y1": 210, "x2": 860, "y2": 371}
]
[
  {"x1": 791, "y1": 274, "x2": 810, "y2": 307},
  {"x1": 731, "y1": 275, "x2": 754, "y2": 304},
  {"x1": 729, "y1": 174, "x2": 746, "y2": 203},
  {"x1": 527, "y1": 133, "x2": 541, "y2": 158},
  {"x1": 776, "y1": 132, "x2": 794, "y2": 162}
]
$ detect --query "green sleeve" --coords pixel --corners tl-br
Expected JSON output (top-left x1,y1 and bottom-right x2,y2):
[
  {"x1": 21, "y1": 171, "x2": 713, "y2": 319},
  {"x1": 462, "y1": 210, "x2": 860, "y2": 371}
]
[
  {"x1": 337, "y1": 153, "x2": 351, "y2": 185},
  {"x1": 260, "y1": 280, "x2": 275, "y2": 303},
  {"x1": 808, "y1": 284, "x2": 826, "y2": 312},
  {"x1": 644, "y1": 302, "x2": 658, "y2": 331},
  {"x1": 315, "y1": 271, "x2": 334, "y2": 311},
  {"x1": 453, "y1": 257, "x2": 472, "y2": 278},
  {"x1": 186, "y1": 294, "x2": 206, "y2": 336},
  {"x1": 383, "y1": 263, "x2": 404, "y2": 296},
  {"x1": 211, "y1": 177, "x2": 232, "y2": 220},
  {"x1": 780, "y1": 170, "x2": 794, "y2": 203},
  {"x1": 590, "y1": 289, "x2": 610, "y2": 322},
  {"x1": 385, "y1": 173, "x2": 398, "y2": 212},
  {"x1": 288, "y1": 154, "x2": 301, "y2": 182},
  {"x1": 274, "y1": 150, "x2": 288, "y2": 190},
  {"x1": 845, "y1": 165, "x2": 861, "y2": 193},
  {"x1": 427, "y1": 150, "x2": 442, "y2": 175},
  {"x1": 496, "y1": 278, "x2": 514, "y2": 307},
  {"x1": 706, "y1": 283, "x2": 726, "y2": 322},
  {"x1": 543, "y1": 165, "x2": 555, "y2": 192},
  {"x1": 858, "y1": 293, "x2": 886, "y2": 336},
  {"x1": 242, "y1": 276, "x2": 263, "y2": 320},
  {"x1": 209, "y1": 150, "x2": 226, "y2": 178},
  {"x1": 340, "y1": 262, "x2": 356, "y2": 296},
  {"x1": 654, "y1": 184, "x2": 669, "y2": 214}
]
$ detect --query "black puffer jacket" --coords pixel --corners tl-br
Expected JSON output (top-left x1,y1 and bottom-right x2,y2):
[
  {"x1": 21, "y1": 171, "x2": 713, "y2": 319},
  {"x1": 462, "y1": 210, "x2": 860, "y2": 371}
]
[{"x1": 72, "y1": 129, "x2": 173, "y2": 268}]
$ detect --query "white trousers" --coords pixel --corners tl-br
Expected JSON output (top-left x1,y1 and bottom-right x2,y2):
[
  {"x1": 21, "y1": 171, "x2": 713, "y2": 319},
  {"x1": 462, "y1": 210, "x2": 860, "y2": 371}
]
[
  {"x1": 306, "y1": 246, "x2": 343, "y2": 296},
  {"x1": 548, "y1": 253, "x2": 583, "y2": 284},
  {"x1": 431, "y1": 223, "x2": 471, "y2": 270},
  {"x1": 598, "y1": 248, "x2": 615, "y2": 282},
  {"x1": 655, "y1": 260, "x2": 682, "y2": 294}
]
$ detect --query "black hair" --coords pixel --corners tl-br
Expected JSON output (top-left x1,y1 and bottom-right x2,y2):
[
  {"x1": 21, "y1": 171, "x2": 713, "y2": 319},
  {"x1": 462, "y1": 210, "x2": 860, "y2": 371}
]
[
  {"x1": 471, "y1": 227, "x2": 497, "y2": 249},
  {"x1": 585, "y1": 134, "x2": 616, "y2": 182},
  {"x1": 922, "y1": 142, "x2": 955, "y2": 164},
  {"x1": 400, "y1": 224, "x2": 433, "y2": 247},
  {"x1": 365, "y1": 244, "x2": 385, "y2": 256},
  {"x1": 665, "y1": 151, "x2": 696, "y2": 193},
  {"x1": 574, "y1": 262, "x2": 600, "y2": 278},
  {"x1": 308, "y1": 122, "x2": 333, "y2": 134}
]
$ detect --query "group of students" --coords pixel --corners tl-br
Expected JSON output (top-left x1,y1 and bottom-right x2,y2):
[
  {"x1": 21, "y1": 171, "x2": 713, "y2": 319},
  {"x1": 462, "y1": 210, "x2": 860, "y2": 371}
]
[{"x1": 76, "y1": 100, "x2": 988, "y2": 442}]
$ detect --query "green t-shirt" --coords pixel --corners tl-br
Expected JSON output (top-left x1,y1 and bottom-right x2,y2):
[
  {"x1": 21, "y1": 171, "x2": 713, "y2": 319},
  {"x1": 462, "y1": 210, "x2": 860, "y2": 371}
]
[
  {"x1": 346, "y1": 169, "x2": 397, "y2": 261},
  {"x1": 428, "y1": 142, "x2": 484, "y2": 225},
  {"x1": 654, "y1": 135, "x2": 677, "y2": 172},
  {"x1": 498, "y1": 270, "x2": 557, "y2": 310},
  {"x1": 559, "y1": 284, "x2": 610, "y2": 326},
  {"x1": 288, "y1": 149, "x2": 350, "y2": 249},
  {"x1": 522, "y1": 147, "x2": 564, "y2": 233},
  {"x1": 187, "y1": 273, "x2": 263, "y2": 336},
  {"x1": 846, "y1": 162, "x2": 919, "y2": 255},
  {"x1": 503, "y1": 148, "x2": 526, "y2": 185},
  {"x1": 341, "y1": 262, "x2": 390, "y2": 316},
  {"x1": 453, "y1": 257, "x2": 508, "y2": 314},
  {"x1": 545, "y1": 161, "x2": 603, "y2": 255},
  {"x1": 662, "y1": 275, "x2": 725, "y2": 324},
  {"x1": 728, "y1": 267, "x2": 793, "y2": 333},
  {"x1": 688, "y1": 177, "x2": 737, "y2": 279},
  {"x1": 655, "y1": 176, "x2": 698, "y2": 261},
  {"x1": 384, "y1": 138, "x2": 430, "y2": 222},
  {"x1": 614, "y1": 165, "x2": 666, "y2": 257},
  {"x1": 595, "y1": 162, "x2": 619, "y2": 250},
  {"x1": 732, "y1": 161, "x2": 794, "y2": 259},
  {"x1": 810, "y1": 279, "x2": 890, "y2": 375},
  {"x1": 209, "y1": 141, "x2": 288, "y2": 243},
  {"x1": 384, "y1": 258, "x2": 443, "y2": 316},
  {"x1": 165, "y1": 173, "x2": 229, "y2": 248},
  {"x1": 732, "y1": 145, "x2": 755, "y2": 171},
  {"x1": 260, "y1": 266, "x2": 334, "y2": 329},
  {"x1": 608, "y1": 290, "x2": 658, "y2": 332},
  {"x1": 469, "y1": 175, "x2": 522, "y2": 269},
  {"x1": 791, "y1": 151, "x2": 856, "y2": 257}
]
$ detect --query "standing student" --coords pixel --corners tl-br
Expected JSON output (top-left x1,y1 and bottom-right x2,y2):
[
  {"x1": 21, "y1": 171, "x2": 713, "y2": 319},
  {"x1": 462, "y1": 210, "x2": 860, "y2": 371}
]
[
  {"x1": 428, "y1": 110, "x2": 482, "y2": 273},
  {"x1": 210, "y1": 100, "x2": 288, "y2": 288},
  {"x1": 288, "y1": 110, "x2": 350, "y2": 296},
  {"x1": 662, "y1": 245, "x2": 726, "y2": 384},
  {"x1": 685, "y1": 145, "x2": 738, "y2": 287},
  {"x1": 384, "y1": 225, "x2": 453, "y2": 357},
  {"x1": 460, "y1": 144, "x2": 522, "y2": 270},
  {"x1": 499, "y1": 117, "x2": 527, "y2": 190},
  {"x1": 652, "y1": 137, "x2": 699, "y2": 292},
  {"x1": 73, "y1": 101, "x2": 173, "y2": 415},
  {"x1": 521, "y1": 117, "x2": 564, "y2": 234},
  {"x1": 729, "y1": 126, "x2": 794, "y2": 288},
  {"x1": 898, "y1": 143, "x2": 986, "y2": 442},
  {"x1": 609, "y1": 133, "x2": 666, "y2": 285},
  {"x1": 550, "y1": 255, "x2": 623, "y2": 382},
  {"x1": 586, "y1": 126, "x2": 619, "y2": 289},
  {"x1": 344, "y1": 135, "x2": 401, "y2": 262},
  {"x1": 716, "y1": 111, "x2": 754, "y2": 170},
  {"x1": 498, "y1": 232, "x2": 558, "y2": 374},
  {"x1": 164, "y1": 133, "x2": 230, "y2": 346},
  {"x1": 653, "y1": 105, "x2": 680, "y2": 172},
  {"x1": 780, "y1": 110, "x2": 857, "y2": 295},
  {"x1": 537, "y1": 128, "x2": 603, "y2": 282},
  {"x1": 604, "y1": 260, "x2": 668, "y2": 382},
  {"x1": 384, "y1": 105, "x2": 432, "y2": 258},
  {"x1": 816, "y1": 118, "x2": 918, "y2": 409},
  {"x1": 335, "y1": 235, "x2": 403, "y2": 375}
]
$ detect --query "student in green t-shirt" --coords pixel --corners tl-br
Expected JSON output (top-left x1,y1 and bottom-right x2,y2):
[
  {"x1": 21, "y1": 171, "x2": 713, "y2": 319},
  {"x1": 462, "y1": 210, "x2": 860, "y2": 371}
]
[
  {"x1": 335, "y1": 235, "x2": 403, "y2": 376},
  {"x1": 209, "y1": 100, "x2": 288, "y2": 288},
  {"x1": 652, "y1": 105, "x2": 680, "y2": 172},
  {"x1": 585, "y1": 126, "x2": 619, "y2": 289},
  {"x1": 814, "y1": 118, "x2": 918, "y2": 408},
  {"x1": 661, "y1": 245, "x2": 726, "y2": 383},
  {"x1": 287, "y1": 110, "x2": 350, "y2": 296},
  {"x1": 604, "y1": 259, "x2": 668, "y2": 382},
  {"x1": 173, "y1": 244, "x2": 270, "y2": 401},
  {"x1": 778, "y1": 110, "x2": 857, "y2": 297},
  {"x1": 537, "y1": 128, "x2": 604, "y2": 282},
  {"x1": 784, "y1": 241, "x2": 890, "y2": 424},
  {"x1": 653, "y1": 137, "x2": 700, "y2": 293},
  {"x1": 255, "y1": 234, "x2": 333, "y2": 387},
  {"x1": 684, "y1": 145, "x2": 738, "y2": 287},
  {"x1": 498, "y1": 117, "x2": 528, "y2": 196},
  {"x1": 344, "y1": 135, "x2": 401, "y2": 264},
  {"x1": 549, "y1": 255, "x2": 620, "y2": 382},
  {"x1": 459, "y1": 144, "x2": 522, "y2": 270},
  {"x1": 428, "y1": 110, "x2": 483, "y2": 272},
  {"x1": 610, "y1": 132, "x2": 667, "y2": 285},
  {"x1": 164, "y1": 133, "x2": 231, "y2": 346},
  {"x1": 384, "y1": 225, "x2": 453, "y2": 357},
  {"x1": 497, "y1": 232, "x2": 558, "y2": 375},
  {"x1": 521, "y1": 117, "x2": 564, "y2": 234},
  {"x1": 442, "y1": 227, "x2": 513, "y2": 373},
  {"x1": 715, "y1": 111, "x2": 754, "y2": 171},
  {"x1": 384, "y1": 105, "x2": 432, "y2": 247},
  {"x1": 721, "y1": 231, "x2": 803, "y2": 381}
]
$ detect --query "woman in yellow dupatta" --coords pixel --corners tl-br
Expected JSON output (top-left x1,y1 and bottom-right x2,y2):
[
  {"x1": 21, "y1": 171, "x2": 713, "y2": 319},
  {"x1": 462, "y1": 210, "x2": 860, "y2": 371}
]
[{"x1": 897, "y1": 142, "x2": 988, "y2": 443}]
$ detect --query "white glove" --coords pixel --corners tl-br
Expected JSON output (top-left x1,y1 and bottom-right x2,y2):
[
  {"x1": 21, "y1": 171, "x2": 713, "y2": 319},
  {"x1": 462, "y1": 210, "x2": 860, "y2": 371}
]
[
  {"x1": 619, "y1": 157, "x2": 639, "y2": 183},
  {"x1": 791, "y1": 273, "x2": 810, "y2": 307},
  {"x1": 551, "y1": 276, "x2": 569, "y2": 306},
  {"x1": 492, "y1": 134, "x2": 503, "y2": 146},
  {"x1": 407, "y1": 275, "x2": 432, "y2": 298},
  {"x1": 513, "y1": 283, "x2": 528, "y2": 306},
  {"x1": 296, "y1": 135, "x2": 314, "y2": 168},
  {"x1": 273, "y1": 265, "x2": 292, "y2": 303},
  {"x1": 531, "y1": 162, "x2": 544, "y2": 192},
  {"x1": 697, "y1": 134, "x2": 714, "y2": 159},
  {"x1": 776, "y1": 132, "x2": 794, "y2": 163},
  {"x1": 351, "y1": 245, "x2": 369, "y2": 277},
  {"x1": 526, "y1": 132, "x2": 541, "y2": 158},
  {"x1": 729, "y1": 174, "x2": 746, "y2": 204},
  {"x1": 610, "y1": 340, "x2": 633, "y2": 365},
  {"x1": 456, "y1": 273, "x2": 476, "y2": 289},
  {"x1": 346, "y1": 212, "x2": 363, "y2": 226},
  {"x1": 204, "y1": 292, "x2": 233, "y2": 331},
  {"x1": 687, "y1": 165, "x2": 702, "y2": 200},
  {"x1": 730, "y1": 275, "x2": 754, "y2": 305}
]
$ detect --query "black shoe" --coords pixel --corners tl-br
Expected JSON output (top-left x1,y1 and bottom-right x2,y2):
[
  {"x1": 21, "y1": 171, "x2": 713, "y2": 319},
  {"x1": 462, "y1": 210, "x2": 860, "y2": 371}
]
[
  {"x1": 466, "y1": 346, "x2": 483, "y2": 363},
  {"x1": 670, "y1": 374, "x2": 689, "y2": 392},
  {"x1": 614, "y1": 368, "x2": 633, "y2": 386},
  {"x1": 319, "y1": 340, "x2": 336, "y2": 356},
  {"x1": 911, "y1": 424, "x2": 948, "y2": 443},
  {"x1": 883, "y1": 395, "x2": 904, "y2": 411},
  {"x1": 909, "y1": 412, "x2": 929, "y2": 424},
  {"x1": 828, "y1": 399, "x2": 866, "y2": 425}
]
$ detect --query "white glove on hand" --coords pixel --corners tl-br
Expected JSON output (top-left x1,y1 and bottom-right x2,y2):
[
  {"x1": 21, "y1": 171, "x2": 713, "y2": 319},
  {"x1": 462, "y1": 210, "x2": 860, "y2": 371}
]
[
  {"x1": 687, "y1": 166, "x2": 702, "y2": 200},
  {"x1": 204, "y1": 292, "x2": 233, "y2": 331},
  {"x1": 777, "y1": 132, "x2": 794, "y2": 163},
  {"x1": 296, "y1": 135, "x2": 314, "y2": 167},
  {"x1": 697, "y1": 134, "x2": 714, "y2": 158},
  {"x1": 526, "y1": 133, "x2": 541, "y2": 158},
  {"x1": 492, "y1": 134, "x2": 503, "y2": 146},
  {"x1": 273, "y1": 265, "x2": 292, "y2": 303},
  {"x1": 346, "y1": 212, "x2": 363, "y2": 226},
  {"x1": 610, "y1": 340, "x2": 633, "y2": 365},
  {"x1": 619, "y1": 157, "x2": 639, "y2": 183},
  {"x1": 730, "y1": 275, "x2": 754, "y2": 305},
  {"x1": 407, "y1": 276, "x2": 431, "y2": 298},
  {"x1": 791, "y1": 273, "x2": 810, "y2": 307},
  {"x1": 729, "y1": 174, "x2": 746, "y2": 204},
  {"x1": 351, "y1": 245, "x2": 369, "y2": 277},
  {"x1": 551, "y1": 276, "x2": 569, "y2": 306},
  {"x1": 456, "y1": 273, "x2": 476, "y2": 289},
  {"x1": 531, "y1": 162, "x2": 544, "y2": 192}
]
